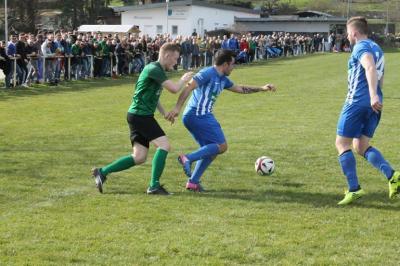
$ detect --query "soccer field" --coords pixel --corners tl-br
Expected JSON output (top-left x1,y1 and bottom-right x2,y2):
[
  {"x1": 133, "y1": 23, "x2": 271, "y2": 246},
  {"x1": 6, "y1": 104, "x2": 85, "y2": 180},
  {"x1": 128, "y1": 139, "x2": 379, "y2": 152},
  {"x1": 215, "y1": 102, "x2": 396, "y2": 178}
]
[{"x1": 1, "y1": 51, "x2": 400, "y2": 265}]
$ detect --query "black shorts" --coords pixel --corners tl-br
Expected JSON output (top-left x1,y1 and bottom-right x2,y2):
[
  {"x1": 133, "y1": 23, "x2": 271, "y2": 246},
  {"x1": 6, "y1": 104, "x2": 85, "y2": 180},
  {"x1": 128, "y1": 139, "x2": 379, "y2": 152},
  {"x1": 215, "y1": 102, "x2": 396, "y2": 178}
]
[{"x1": 127, "y1": 113, "x2": 165, "y2": 148}]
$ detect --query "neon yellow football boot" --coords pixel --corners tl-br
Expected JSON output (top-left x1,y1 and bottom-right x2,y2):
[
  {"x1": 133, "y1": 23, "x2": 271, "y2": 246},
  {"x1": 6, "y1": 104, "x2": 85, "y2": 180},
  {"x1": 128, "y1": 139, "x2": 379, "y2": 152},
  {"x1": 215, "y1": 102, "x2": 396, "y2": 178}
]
[
  {"x1": 337, "y1": 188, "x2": 366, "y2": 205},
  {"x1": 388, "y1": 171, "x2": 400, "y2": 199}
]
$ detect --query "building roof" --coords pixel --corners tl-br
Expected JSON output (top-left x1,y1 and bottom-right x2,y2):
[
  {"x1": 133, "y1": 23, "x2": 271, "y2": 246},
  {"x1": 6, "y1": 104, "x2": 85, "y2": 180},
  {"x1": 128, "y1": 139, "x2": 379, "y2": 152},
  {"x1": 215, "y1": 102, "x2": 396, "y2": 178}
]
[
  {"x1": 77, "y1": 25, "x2": 140, "y2": 33},
  {"x1": 235, "y1": 15, "x2": 346, "y2": 23},
  {"x1": 235, "y1": 10, "x2": 345, "y2": 23},
  {"x1": 113, "y1": 0, "x2": 259, "y2": 14}
]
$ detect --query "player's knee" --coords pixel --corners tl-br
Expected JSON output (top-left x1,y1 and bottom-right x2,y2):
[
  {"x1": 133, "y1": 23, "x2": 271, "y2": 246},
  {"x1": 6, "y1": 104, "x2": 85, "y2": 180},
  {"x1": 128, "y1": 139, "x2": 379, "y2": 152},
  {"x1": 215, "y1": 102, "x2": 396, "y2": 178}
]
[
  {"x1": 335, "y1": 138, "x2": 345, "y2": 149},
  {"x1": 133, "y1": 154, "x2": 146, "y2": 165},
  {"x1": 353, "y1": 144, "x2": 367, "y2": 156},
  {"x1": 218, "y1": 143, "x2": 228, "y2": 154},
  {"x1": 334, "y1": 139, "x2": 342, "y2": 151},
  {"x1": 152, "y1": 136, "x2": 171, "y2": 152},
  {"x1": 158, "y1": 143, "x2": 171, "y2": 152},
  {"x1": 353, "y1": 145, "x2": 362, "y2": 156},
  {"x1": 335, "y1": 139, "x2": 350, "y2": 154}
]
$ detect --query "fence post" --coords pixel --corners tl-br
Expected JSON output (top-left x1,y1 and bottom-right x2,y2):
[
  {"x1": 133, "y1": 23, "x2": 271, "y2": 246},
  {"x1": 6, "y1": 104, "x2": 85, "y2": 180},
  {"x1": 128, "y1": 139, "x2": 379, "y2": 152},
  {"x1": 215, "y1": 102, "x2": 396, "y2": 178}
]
[
  {"x1": 42, "y1": 56, "x2": 46, "y2": 83},
  {"x1": 90, "y1": 55, "x2": 94, "y2": 78},
  {"x1": 110, "y1": 54, "x2": 113, "y2": 76},
  {"x1": 68, "y1": 56, "x2": 71, "y2": 80},
  {"x1": 116, "y1": 54, "x2": 119, "y2": 75},
  {"x1": 13, "y1": 57, "x2": 16, "y2": 87}
]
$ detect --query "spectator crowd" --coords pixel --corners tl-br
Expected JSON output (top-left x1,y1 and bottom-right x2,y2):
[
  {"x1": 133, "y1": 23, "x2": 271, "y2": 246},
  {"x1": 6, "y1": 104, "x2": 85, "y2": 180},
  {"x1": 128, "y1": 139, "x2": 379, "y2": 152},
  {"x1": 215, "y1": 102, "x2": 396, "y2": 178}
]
[{"x1": 2, "y1": 29, "x2": 394, "y2": 89}]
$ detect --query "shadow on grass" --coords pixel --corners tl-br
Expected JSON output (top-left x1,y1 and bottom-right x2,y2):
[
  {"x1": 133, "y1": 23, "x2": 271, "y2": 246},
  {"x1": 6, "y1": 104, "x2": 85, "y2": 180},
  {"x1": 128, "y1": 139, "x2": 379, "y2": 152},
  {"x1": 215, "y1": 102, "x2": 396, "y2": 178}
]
[
  {"x1": 93, "y1": 181, "x2": 400, "y2": 210},
  {"x1": 180, "y1": 188, "x2": 400, "y2": 210},
  {"x1": 0, "y1": 76, "x2": 138, "y2": 102},
  {"x1": 105, "y1": 189, "x2": 146, "y2": 195}
]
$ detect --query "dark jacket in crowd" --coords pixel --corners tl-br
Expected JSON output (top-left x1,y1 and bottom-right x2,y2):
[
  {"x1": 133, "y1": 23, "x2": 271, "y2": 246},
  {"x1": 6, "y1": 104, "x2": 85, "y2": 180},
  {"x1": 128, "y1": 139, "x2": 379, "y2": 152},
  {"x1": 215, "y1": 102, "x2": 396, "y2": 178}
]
[
  {"x1": 181, "y1": 41, "x2": 193, "y2": 55},
  {"x1": 25, "y1": 43, "x2": 39, "y2": 57},
  {"x1": 16, "y1": 40, "x2": 27, "y2": 66},
  {"x1": 0, "y1": 46, "x2": 11, "y2": 75}
]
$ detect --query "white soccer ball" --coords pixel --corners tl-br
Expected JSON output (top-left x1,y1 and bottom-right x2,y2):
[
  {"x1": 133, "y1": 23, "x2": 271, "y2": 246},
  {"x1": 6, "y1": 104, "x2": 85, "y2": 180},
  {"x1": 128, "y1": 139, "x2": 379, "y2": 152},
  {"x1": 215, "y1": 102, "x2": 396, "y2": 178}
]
[{"x1": 255, "y1": 156, "x2": 275, "y2": 176}]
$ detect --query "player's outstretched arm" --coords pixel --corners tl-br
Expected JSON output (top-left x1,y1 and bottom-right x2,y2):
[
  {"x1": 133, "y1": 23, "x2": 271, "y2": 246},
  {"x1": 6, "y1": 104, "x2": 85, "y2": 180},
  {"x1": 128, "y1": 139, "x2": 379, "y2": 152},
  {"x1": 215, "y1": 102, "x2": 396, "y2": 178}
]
[
  {"x1": 228, "y1": 84, "x2": 277, "y2": 94},
  {"x1": 165, "y1": 79, "x2": 198, "y2": 123},
  {"x1": 162, "y1": 72, "x2": 193, "y2": 94}
]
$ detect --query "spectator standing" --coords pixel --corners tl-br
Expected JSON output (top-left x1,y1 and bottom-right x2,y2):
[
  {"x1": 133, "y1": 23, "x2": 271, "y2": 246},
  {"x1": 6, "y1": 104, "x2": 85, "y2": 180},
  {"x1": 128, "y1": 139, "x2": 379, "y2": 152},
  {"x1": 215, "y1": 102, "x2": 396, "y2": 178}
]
[
  {"x1": 71, "y1": 39, "x2": 82, "y2": 80},
  {"x1": 228, "y1": 34, "x2": 239, "y2": 54},
  {"x1": 0, "y1": 40, "x2": 12, "y2": 88},
  {"x1": 54, "y1": 32, "x2": 65, "y2": 83},
  {"x1": 16, "y1": 33, "x2": 29, "y2": 86},
  {"x1": 221, "y1": 35, "x2": 229, "y2": 50},
  {"x1": 26, "y1": 35, "x2": 39, "y2": 85},
  {"x1": 181, "y1": 37, "x2": 192, "y2": 70},
  {"x1": 41, "y1": 33, "x2": 56, "y2": 85},
  {"x1": 6, "y1": 35, "x2": 22, "y2": 87},
  {"x1": 191, "y1": 38, "x2": 200, "y2": 68}
]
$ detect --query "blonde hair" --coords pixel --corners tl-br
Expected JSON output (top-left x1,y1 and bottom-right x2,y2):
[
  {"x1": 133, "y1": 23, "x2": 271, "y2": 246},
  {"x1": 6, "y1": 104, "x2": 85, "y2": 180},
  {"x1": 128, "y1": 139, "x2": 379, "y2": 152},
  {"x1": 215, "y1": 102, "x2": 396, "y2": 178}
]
[
  {"x1": 159, "y1": 43, "x2": 180, "y2": 57},
  {"x1": 347, "y1": 16, "x2": 369, "y2": 35}
]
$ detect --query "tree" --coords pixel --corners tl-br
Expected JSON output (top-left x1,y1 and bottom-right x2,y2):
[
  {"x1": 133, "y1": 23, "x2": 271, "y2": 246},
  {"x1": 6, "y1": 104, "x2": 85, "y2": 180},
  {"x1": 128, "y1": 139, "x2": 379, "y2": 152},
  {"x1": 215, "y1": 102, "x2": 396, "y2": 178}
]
[
  {"x1": 59, "y1": 0, "x2": 114, "y2": 29},
  {"x1": 60, "y1": 0, "x2": 85, "y2": 29},
  {"x1": 260, "y1": 0, "x2": 280, "y2": 14},
  {"x1": 3, "y1": 0, "x2": 39, "y2": 33}
]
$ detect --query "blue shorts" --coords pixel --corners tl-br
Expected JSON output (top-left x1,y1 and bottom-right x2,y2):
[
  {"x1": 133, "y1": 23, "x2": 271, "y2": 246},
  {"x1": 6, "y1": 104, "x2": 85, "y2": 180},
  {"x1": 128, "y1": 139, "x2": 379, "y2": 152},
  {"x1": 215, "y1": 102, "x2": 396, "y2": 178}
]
[
  {"x1": 182, "y1": 112, "x2": 226, "y2": 146},
  {"x1": 337, "y1": 103, "x2": 381, "y2": 138}
]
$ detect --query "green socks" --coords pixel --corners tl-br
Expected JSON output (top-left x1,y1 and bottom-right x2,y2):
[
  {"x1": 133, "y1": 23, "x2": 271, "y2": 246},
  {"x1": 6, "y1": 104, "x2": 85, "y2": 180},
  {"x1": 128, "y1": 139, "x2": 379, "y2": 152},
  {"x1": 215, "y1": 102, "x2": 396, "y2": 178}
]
[
  {"x1": 150, "y1": 148, "x2": 168, "y2": 188},
  {"x1": 99, "y1": 149, "x2": 168, "y2": 189},
  {"x1": 100, "y1": 155, "x2": 135, "y2": 176}
]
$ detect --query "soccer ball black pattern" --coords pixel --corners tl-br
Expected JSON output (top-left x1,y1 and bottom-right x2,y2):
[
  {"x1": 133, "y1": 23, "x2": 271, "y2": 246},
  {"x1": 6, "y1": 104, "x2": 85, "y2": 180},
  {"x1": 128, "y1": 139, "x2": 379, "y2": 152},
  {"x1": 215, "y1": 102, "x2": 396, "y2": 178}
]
[{"x1": 255, "y1": 156, "x2": 275, "y2": 176}]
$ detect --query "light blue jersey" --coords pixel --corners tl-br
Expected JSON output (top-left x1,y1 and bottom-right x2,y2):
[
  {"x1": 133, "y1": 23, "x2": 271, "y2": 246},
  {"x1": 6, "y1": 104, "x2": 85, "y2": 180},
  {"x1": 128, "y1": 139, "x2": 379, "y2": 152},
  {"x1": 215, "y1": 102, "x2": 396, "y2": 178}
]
[
  {"x1": 337, "y1": 39, "x2": 385, "y2": 138},
  {"x1": 346, "y1": 39, "x2": 384, "y2": 106},
  {"x1": 183, "y1": 67, "x2": 234, "y2": 116}
]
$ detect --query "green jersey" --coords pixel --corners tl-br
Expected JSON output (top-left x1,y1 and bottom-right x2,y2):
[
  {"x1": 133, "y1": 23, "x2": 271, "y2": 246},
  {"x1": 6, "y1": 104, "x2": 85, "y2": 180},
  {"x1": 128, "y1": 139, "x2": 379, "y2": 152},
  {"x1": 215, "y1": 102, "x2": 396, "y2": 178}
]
[{"x1": 128, "y1": 62, "x2": 168, "y2": 115}]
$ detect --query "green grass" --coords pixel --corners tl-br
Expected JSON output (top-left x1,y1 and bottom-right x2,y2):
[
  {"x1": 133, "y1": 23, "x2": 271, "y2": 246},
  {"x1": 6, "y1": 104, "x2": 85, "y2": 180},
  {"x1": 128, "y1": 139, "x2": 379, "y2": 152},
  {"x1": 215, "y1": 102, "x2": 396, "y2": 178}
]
[
  {"x1": 1, "y1": 50, "x2": 400, "y2": 265},
  {"x1": 109, "y1": 0, "x2": 125, "y2": 7}
]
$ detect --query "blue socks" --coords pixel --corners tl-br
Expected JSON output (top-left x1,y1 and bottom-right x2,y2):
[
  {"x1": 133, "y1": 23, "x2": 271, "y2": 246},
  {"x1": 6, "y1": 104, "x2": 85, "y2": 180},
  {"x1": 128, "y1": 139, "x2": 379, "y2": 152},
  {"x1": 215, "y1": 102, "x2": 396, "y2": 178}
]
[
  {"x1": 186, "y1": 144, "x2": 219, "y2": 162},
  {"x1": 339, "y1": 150, "x2": 359, "y2": 192},
  {"x1": 364, "y1": 146, "x2": 394, "y2": 180},
  {"x1": 185, "y1": 144, "x2": 220, "y2": 184},
  {"x1": 190, "y1": 157, "x2": 214, "y2": 184},
  {"x1": 339, "y1": 146, "x2": 395, "y2": 191}
]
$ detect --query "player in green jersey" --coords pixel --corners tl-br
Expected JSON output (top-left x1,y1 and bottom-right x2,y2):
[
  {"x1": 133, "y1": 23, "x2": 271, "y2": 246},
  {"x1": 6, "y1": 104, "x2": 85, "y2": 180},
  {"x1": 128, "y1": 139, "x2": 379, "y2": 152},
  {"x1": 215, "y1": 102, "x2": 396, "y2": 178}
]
[{"x1": 92, "y1": 43, "x2": 193, "y2": 195}]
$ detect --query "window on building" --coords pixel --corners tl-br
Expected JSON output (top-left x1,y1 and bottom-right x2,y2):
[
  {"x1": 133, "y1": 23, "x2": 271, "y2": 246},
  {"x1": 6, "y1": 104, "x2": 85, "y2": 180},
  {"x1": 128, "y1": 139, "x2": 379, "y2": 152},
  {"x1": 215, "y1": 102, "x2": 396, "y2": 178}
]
[
  {"x1": 172, "y1": 25, "x2": 178, "y2": 35},
  {"x1": 156, "y1": 25, "x2": 163, "y2": 34}
]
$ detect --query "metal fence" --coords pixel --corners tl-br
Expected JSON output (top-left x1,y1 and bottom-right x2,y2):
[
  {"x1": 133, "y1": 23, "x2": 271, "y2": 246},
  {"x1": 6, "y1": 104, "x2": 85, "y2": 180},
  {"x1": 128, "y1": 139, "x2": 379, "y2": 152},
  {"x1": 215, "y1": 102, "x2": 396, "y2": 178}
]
[{"x1": 5, "y1": 45, "x2": 321, "y2": 88}]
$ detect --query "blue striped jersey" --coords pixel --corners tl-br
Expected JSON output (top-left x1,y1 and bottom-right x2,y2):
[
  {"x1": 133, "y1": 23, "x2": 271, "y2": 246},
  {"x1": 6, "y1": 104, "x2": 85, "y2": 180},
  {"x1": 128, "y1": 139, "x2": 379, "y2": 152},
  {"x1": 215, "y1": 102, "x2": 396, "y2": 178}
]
[
  {"x1": 183, "y1": 67, "x2": 234, "y2": 116},
  {"x1": 346, "y1": 39, "x2": 384, "y2": 106}
]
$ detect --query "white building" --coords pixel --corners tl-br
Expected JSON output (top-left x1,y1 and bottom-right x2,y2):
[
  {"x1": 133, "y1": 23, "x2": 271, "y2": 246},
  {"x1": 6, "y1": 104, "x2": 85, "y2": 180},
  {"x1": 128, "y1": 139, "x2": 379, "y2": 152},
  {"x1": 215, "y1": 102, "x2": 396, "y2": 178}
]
[{"x1": 113, "y1": 0, "x2": 259, "y2": 37}]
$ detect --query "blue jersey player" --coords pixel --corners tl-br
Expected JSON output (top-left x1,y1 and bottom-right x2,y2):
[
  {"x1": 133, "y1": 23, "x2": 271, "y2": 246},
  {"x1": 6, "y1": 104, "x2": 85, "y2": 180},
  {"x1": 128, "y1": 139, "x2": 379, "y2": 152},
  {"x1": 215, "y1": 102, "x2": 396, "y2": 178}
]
[
  {"x1": 166, "y1": 49, "x2": 276, "y2": 192},
  {"x1": 336, "y1": 17, "x2": 399, "y2": 205}
]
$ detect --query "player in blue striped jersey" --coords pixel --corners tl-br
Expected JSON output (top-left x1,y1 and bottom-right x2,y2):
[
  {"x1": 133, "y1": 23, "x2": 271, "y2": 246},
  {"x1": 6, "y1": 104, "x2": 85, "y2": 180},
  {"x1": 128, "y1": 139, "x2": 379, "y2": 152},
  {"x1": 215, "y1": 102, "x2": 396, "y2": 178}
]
[
  {"x1": 336, "y1": 17, "x2": 399, "y2": 205},
  {"x1": 166, "y1": 49, "x2": 276, "y2": 192}
]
